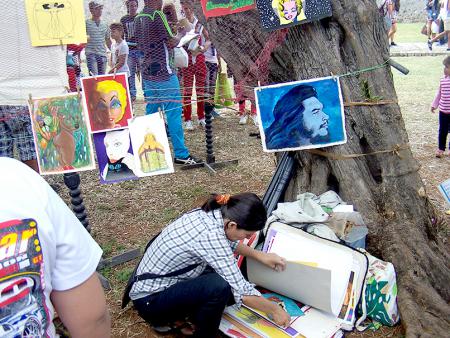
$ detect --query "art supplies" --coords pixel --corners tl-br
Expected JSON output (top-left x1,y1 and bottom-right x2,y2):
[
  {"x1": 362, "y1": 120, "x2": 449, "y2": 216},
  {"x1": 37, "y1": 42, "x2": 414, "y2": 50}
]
[{"x1": 248, "y1": 222, "x2": 368, "y2": 330}]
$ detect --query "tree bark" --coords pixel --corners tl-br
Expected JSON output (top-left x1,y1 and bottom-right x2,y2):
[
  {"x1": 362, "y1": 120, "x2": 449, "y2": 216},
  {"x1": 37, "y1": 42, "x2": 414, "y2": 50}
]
[{"x1": 194, "y1": 1, "x2": 450, "y2": 336}]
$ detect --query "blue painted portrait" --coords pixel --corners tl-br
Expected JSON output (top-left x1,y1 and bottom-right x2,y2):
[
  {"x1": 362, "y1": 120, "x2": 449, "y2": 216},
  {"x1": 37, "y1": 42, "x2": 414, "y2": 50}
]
[{"x1": 255, "y1": 77, "x2": 347, "y2": 152}]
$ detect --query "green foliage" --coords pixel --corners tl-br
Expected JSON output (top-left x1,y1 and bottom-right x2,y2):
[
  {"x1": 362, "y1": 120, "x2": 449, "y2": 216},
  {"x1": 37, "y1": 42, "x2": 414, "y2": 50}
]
[{"x1": 115, "y1": 267, "x2": 134, "y2": 283}]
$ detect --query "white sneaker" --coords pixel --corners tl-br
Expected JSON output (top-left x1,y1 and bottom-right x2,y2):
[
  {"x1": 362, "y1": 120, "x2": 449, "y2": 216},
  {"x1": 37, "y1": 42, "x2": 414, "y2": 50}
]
[
  {"x1": 239, "y1": 115, "x2": 248, "y2": 125},
  {"x1": 251, "y1": 115, "x2": 259, "y2": 126},
  {"x1": 185, "y1": 120, "x2": 194, "y2": 131},
  {"x1": 198, "y1": 118, "x2": 206, "y2": 127}
]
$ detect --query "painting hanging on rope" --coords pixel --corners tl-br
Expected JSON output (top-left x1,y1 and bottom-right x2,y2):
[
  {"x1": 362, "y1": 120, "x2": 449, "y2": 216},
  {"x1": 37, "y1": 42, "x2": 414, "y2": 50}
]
[
  {"x1": 29, "y1": 93, "x2": 95, "y2": 175},
  {"x1": 255, "y1": 76, "x2": 347, "y2": 152},
  {"x1": 256, "y1": 0, "x2": 332, "y2": 31},
  {"x1": 25, "y1": 0, "x2": 87, "y2": 47},
  {"x1": 81, "y1": 73, "x2": 133, "y2": 133},
  {"x1": 93, "y1": 129, "x2": 139, "y2": 184},
  {"x1": 128, "y1": 114, "x2": 174, "y2": 177},
  {"x1": 201, "y1": 0, "x2": 255, "y2": 18}
]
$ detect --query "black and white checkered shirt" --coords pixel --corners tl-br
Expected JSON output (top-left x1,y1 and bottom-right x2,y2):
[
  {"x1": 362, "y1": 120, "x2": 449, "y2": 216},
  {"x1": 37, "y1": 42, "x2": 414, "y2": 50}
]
[{"x1": 129, "y1": 208, "x2": 260, "y2": 306}]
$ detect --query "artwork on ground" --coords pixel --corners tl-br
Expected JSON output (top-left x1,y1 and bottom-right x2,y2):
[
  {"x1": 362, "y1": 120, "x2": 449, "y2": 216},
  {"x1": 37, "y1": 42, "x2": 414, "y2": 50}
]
[
  {"x1": 25, "y1": 0, "x2": 87, "y2": 46},
  {"x1": 81, "y1": 74, "x2": 133, "y2": 133},
  {"x1": 29, "y1": 93, "x2": 95, "y2": 175},
  {"x1": 255, "y1": 76, "x2": 346, "y2": 152},
  {"x1": 256, "y1": 0, "x2": 332, "y2": 31},
  {"x1": 201, "y1": 0, "x2": 255, "y2": 18},
  {"x1": 128, "y1": 114, "x2": 174, "y2": 177},
  {"x1": 93, "y1": 129, "x2": 139, "y2": 184}
]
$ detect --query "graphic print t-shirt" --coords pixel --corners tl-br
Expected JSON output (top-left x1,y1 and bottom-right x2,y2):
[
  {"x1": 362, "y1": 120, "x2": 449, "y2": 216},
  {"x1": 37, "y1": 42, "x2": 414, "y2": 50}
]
[
  {"x1": 111, "y1": 40, "x2": 130, "y2": 77},
  {"x1": 0, "y1": 157, "x2": 102, "y2": 337},
  {"x1": 134, "y1": 9, "x2": 173, "y2": 81}
]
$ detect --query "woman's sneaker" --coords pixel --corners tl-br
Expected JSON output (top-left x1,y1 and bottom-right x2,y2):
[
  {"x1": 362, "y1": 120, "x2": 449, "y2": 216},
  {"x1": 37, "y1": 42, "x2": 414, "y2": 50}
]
[
  {"x1": 184, "y1": 120, "x2": 194, "y2": 131},
  {"x1": 239, "y1": 115, "x2": 248, "y2": 125},
  {"x1": 174, "y1": 155, "x2": 203, "y2": 165}
]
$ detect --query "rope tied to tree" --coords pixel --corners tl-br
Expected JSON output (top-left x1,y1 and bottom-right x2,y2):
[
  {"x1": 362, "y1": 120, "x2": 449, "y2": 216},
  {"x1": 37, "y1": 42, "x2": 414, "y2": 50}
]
[{"x1": 306, "y1": 143, "x2": 410, "y2": 160}]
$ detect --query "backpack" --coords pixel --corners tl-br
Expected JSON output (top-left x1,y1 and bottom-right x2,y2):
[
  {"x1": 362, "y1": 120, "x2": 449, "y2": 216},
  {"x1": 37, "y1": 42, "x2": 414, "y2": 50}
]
[
  {"x1": 121, "y1": 232, "x2": 200, "y2": 309},
  {"x1": 355, "y1": 250, "x2": 400, "y2": 330}
]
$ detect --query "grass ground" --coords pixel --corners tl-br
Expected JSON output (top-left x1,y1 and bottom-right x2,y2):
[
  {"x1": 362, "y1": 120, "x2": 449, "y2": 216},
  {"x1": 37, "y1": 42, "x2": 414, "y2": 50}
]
[
  {"x1": 395, "y1": 23, "x2": 424, "y2": 43},
  {"x1": 47, "y1": 55, "x2": 448, "y2": 337}
]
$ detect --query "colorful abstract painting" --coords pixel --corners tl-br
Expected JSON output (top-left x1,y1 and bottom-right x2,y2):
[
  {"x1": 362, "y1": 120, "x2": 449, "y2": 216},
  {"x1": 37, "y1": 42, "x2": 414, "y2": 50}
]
[
  {"x1": 256, "y1": 0, "x2": 332, "y2": 31},
  {"x1": 201, "y1": 0, "x2": 255, "y2": 18},
  {"x1": 93, "y1": 129, "x2": 139, "y2": 184},
  {"x1": 128, "y1": 114, "x2": 174, "y2": 177},
  {"x1": 81, "y1": 73, "x2": 133, "y2": 133},
  {"x1": 255, "y1": 76, "x2": 347, "y2": 152},
  {"x1": 29, "y1": 93, "x2": 94, "y2": 175},
  {"x1": 25, "y1": 0, "x2": 87, "y2": 47}
]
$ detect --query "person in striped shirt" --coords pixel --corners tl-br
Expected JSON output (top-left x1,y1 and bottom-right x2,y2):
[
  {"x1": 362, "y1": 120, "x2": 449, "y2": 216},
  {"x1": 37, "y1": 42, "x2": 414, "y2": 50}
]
[{"x1": 431, "y1": 56, "x2": 450, "y2": 158}]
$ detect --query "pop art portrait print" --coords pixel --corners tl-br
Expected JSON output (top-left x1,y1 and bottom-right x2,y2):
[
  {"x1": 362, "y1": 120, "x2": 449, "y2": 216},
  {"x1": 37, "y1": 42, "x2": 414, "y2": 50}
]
[
  {"x1": 256, "y1": 0, "x2": 332, "y2": 31},
  {"x1": 81, "y1": 73, "x2": 133, "y2": 133},
  {"x1": 29, "y1": 93, "x2": 95, "y2": 175},
  {"x1": 255, "y1": 76, "x2": 347, "y2": 152}
]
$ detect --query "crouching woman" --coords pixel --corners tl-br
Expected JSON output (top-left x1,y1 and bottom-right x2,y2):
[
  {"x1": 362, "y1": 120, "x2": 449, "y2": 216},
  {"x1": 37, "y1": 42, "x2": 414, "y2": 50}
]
[{"x1": 129, "y1": 192, "x2": 290, "y2": 337}]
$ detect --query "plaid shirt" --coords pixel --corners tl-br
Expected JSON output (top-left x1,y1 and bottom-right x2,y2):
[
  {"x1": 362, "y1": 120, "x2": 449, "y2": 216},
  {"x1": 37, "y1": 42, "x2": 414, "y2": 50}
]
[{"x1": 130, "y1": 208, "x2": 260, "y2": 306}]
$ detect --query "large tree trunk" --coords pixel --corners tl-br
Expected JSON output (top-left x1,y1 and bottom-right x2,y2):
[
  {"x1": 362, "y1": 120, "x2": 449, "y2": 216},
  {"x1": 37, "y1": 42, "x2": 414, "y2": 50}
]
[{"x1": 194, "y1": 1, "x2": 450, "y2": 336}]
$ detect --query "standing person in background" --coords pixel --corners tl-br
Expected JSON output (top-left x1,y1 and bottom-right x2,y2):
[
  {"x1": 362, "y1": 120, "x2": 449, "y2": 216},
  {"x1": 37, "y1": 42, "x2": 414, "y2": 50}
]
[
  {"x1": 204, "y1": 44, "x2": 221, "y2": 118},
  {"x1": 235, "y1": 82, "x2": 258, "y2": 126},
  {"x1": 426, "y1": 0, "x2": 440, "y2": 40},
  {"x1": 385, "y1": 0, "x2": 399, "y2": 46},
  {"x1": 109, "y1": 23, "x2": 130, "y2": 77},
  {"x1": 85, "y1": 1, "x2": 111, "y2": 76},
  {"x1": 429, "y1": 0, "x2": 450, "y2": 50},
  {"x1": 121, "y1": 0, "x2": 141, "y2": 102},
  {"x1": 134, "y1": 0, "x2": 202, "y2": 165},
  {"x1": 431, "y1": 56, "x2": 450, "y2": 158},
  {"x1": 180, "y1": 0, "x2": 211, "y2": 131}
]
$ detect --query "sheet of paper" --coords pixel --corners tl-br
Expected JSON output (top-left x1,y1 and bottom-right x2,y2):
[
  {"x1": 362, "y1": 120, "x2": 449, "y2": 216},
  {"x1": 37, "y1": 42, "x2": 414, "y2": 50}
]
[
  {"x1": 269, "y1": 230, "x2": 352, "y2": 316},
  {"x1": 247, "y1": 259, "x2": 333, "y2": 315},
  {"x1": 438, "y1": 178, "x2": 450, "y2": 205},
  {"x1": 332, "y1": 204, "x2": 354, "y2": 212},
  {"x1": 224, "y1": 306, "x2": 294, "y2": 338},
  {"x1": 290, "y1": 307, "x2": 342, "y2": 338},
  {"x1": 25, "y1": 0, "x2": 87, "y2": 46},
  {"x1": 263, "y1": 228, "x2": 278, "y2": 252}
]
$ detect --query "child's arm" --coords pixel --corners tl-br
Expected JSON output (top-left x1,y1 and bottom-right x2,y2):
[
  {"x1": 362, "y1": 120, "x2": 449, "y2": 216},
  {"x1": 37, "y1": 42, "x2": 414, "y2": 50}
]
[
  {"x1": 109, "y1": 44, "x2": 128, "y2": 74},
  {"x1": 431, "y1": 82, "x2": 441, "y2": 113}
]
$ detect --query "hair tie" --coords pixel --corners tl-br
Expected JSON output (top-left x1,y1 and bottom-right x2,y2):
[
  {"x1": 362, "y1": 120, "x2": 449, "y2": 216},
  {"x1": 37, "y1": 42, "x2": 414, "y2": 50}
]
[{"x1": 216, "y1": 194, "x2": 231, "y2": 205}]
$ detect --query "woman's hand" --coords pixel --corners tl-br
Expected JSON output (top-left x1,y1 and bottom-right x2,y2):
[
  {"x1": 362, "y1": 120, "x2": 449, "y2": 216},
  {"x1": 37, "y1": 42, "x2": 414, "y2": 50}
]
[
  {"x1": 270, "y1": 304, "x2": 291, "y2": 327},
  {"x1": 256, "y1": 252, "x2": 286, "y2": 272}
]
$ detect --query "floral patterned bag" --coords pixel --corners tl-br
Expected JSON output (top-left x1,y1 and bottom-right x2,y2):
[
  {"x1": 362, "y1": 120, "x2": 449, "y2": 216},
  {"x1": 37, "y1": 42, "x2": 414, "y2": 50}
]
[{"x1": 356, "y1": 251, "x2": 400, "y2": 330}]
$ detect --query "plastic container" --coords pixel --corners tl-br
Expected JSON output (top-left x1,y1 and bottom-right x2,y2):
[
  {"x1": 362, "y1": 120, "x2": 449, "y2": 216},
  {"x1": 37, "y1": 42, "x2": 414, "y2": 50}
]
[{"x1": 343, "y1": 225, "x2": 368, "y2": 249}]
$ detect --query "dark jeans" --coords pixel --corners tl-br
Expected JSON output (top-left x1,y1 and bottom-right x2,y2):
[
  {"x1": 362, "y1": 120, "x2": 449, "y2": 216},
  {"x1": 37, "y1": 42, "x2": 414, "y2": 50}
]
[
  {"x1": 438, "y1": 111, "x2": 450, "y2": 151},
  {"x1": 205, "y1": 61, "x2": 218, "y2": 97},
  {"x1": 133, "y1": 271, "x2": 233, "y2": 338}
]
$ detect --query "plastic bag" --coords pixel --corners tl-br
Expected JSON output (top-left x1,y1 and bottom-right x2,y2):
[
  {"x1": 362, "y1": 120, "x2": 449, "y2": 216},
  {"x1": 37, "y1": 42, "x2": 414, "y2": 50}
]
[{"x1": 214, "y1": 73, "x2": 234, "y2": 107}]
